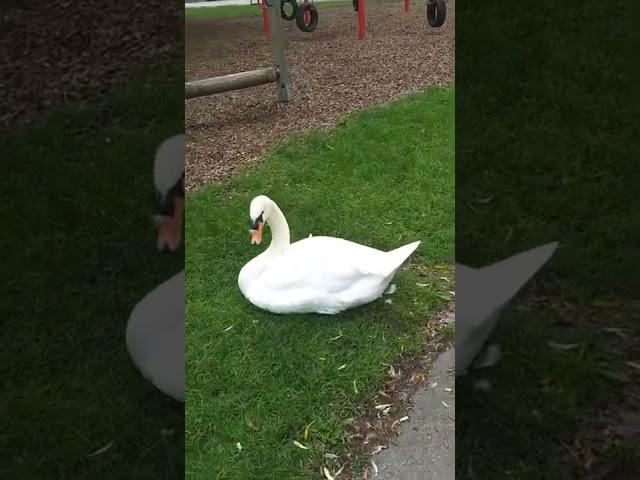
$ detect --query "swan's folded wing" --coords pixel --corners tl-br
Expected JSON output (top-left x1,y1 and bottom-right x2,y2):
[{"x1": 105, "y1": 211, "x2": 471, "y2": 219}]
[{"x1": 259, "y1": 253, "x2": 365, "y2": 294}]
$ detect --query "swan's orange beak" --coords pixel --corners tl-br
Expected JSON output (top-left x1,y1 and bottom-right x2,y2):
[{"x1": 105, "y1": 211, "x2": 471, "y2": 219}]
[
  {"x1": 156, "y1": 199, "x2": 184, "y2": 251},
  {"x1": 250, "y1": 221, "x2": 263, "y2": 245}
]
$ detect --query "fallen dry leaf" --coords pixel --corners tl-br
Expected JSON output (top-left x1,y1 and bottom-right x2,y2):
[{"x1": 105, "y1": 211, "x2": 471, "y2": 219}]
[
  {"x1": 323, "y1": 466, "x2": 335, "y2": 480},
  {"x1": 88, "y1": 441, "x2": 113, "y2": 457},
  {"x1": 303, "y1": 421, "x2": 315, "y2": 441},
  {"x1": 626, "y1": 361, "x2": 640, "y2": 370},
  {"x1": 371, "y1": 445, "x2": 387, "y2": 455},
  {"x1": 293, "y1": 440, "x2": 309, "y2": 450},
  {"x1": 603, "y1": 327, "x2": 627, "y2": 338}
]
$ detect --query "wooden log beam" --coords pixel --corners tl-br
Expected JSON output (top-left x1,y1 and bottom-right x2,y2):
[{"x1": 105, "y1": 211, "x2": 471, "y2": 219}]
[{"x1": 185, "y1": 68, "x2": 278, "y2": 99}]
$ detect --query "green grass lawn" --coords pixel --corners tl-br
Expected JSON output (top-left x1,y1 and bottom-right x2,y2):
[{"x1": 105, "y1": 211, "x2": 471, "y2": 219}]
[
  {"x1": 456, "y1": 0, "x2": 639, "y2": 478},
  {"x1": 185, "y1": 86, "x2": 454, "y2": 479},
  {"x1": 1, "y1": 63, "x2": 185, "y2": 479},
  {"x1": 185, "y1": 1, "x2": 352, "y2": 19}
]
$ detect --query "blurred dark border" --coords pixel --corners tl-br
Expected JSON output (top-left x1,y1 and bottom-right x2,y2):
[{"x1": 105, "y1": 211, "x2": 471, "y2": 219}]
[
  {"x1": 1, "y1": 2, "x2": 185, "y2": 478},
  {"x1": 456, "y1": 1, "x2": 639, "y2": 479}
]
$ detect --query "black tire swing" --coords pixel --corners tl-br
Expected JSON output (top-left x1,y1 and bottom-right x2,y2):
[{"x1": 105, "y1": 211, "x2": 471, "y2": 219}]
[
  {"x1": 426, "y1": 0, "x2": 446, "y2": 28},
  {"x1": 280, "y1": 0, "x2": 298, "y2": 21},
  {"x1": 295, "y1": 3, "x2": 319, "y2": 33}
]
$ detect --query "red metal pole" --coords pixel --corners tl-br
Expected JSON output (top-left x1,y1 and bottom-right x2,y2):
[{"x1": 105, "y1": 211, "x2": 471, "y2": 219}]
[
  {"x1": 260, "y1": 0, "x2": 270, "y2": 35},
  {"x1": 358, "y1": 0, "x2": 366, "y2": 39},
  {"x1": 403, "y1": 0, "x2": 410, "y2": 12}
]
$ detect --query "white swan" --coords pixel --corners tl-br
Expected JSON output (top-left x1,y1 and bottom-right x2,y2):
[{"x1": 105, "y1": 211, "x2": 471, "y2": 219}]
[
  {"x1": 125, "y1": 134, "x2": 185, "y2": 402},
  {"x1": 456, "y1": 242, "x2": 559, "y2": 376},
  {"x1": 238, "y1": 195, "x2": 421, "y2": 315}
]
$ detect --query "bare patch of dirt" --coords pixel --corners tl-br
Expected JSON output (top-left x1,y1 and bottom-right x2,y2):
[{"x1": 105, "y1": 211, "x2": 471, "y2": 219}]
[{"x1": 185, "y1": 1, "x2": 455, "y2": 191}]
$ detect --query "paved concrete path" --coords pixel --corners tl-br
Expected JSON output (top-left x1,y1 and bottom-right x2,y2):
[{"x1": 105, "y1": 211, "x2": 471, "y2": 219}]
[{"x1": 375, "y1": 348, "x2": 455, "y2": 480}]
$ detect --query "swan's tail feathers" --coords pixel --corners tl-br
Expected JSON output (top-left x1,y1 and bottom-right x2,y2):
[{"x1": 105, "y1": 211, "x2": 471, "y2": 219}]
[
  {"x1": 386, "y1": 240, "x2": 421, "y2": 271},
  {"x1": 456, "y1": 242, "x2": 559, "y2": 320},
  {"x1": 454, "y1": 242, "x2": 558, "y2": 376},
  {"x1": 475, "y1": 241, "x2": 559, "y2": 309},
  {"x1": 356, "y1": 241, "x2": 421, "y2": 277}
]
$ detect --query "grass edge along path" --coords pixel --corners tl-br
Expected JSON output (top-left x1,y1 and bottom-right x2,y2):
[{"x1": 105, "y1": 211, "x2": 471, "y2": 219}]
[{"x1": 185, "y1": 86, "x2": 454, "y2": 479}]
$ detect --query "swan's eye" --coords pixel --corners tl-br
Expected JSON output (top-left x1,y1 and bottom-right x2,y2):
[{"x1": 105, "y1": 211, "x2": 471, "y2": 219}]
[{"x1": 250, "y1": 212, "x2": 264, "y2": 230}]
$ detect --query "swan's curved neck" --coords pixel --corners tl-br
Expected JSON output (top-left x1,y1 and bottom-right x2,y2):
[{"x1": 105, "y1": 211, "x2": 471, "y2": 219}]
[
  {"x1": 239, "y1": 199, "x2": 291, "y2": 291},
  {"x1": 264, "y1": 201, "x2": 290, "y2": 255}
]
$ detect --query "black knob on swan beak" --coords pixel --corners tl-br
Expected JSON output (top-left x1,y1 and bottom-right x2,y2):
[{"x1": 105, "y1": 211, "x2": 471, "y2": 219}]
[{"x1": 250, "y1": 212, "x2": 264, "y2": 231}]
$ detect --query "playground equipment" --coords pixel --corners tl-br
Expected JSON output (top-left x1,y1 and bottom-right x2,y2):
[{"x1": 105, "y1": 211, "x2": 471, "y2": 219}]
[
  {"x1": 185, "y1": 68, "x2": 279, "y2": 99},
  {"x1": 280, "y1": 0, "x2": 298, "y2": 21},
  {"x1": 269, "y1": 0, "x2": 445, "y2": 39},
  {"x1": 296, "y1": 2, "x2": 319, "y2": 32},
  {"x1": 184, "y1": 0, "x2": 446, "y2": 101},
  {"x1": 426, "y1": 0, "x2": 447, "y2": 28},
  {"x1": 354, "y1": 0, "x2": 447, "y2": 39},
  {"x1": 185, "y1": 1, "x2": 291, "y2": 102},
  {"x1": 279, "y1": 0, "x2": 319, "y2": 33}
]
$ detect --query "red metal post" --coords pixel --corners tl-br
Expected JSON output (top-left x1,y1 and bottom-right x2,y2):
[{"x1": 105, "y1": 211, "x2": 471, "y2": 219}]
[
  {"x1": 403, "y1": 0, "x2": 410, "y2": 12},
  {"x1": 358, "y1": 0, "x2": 366, "y2": 39},
  {"x1": 260, "y1": 0, "x2": 270, "y2": 35}
]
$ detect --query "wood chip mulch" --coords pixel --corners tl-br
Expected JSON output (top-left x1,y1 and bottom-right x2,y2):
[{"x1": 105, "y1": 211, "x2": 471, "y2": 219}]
[
  {"x1": 1, "y1": 1, "x2": 183, "y2": 134},
  {"x1": 185, "y1": 0, "x2": 455, "y2": 192}
]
